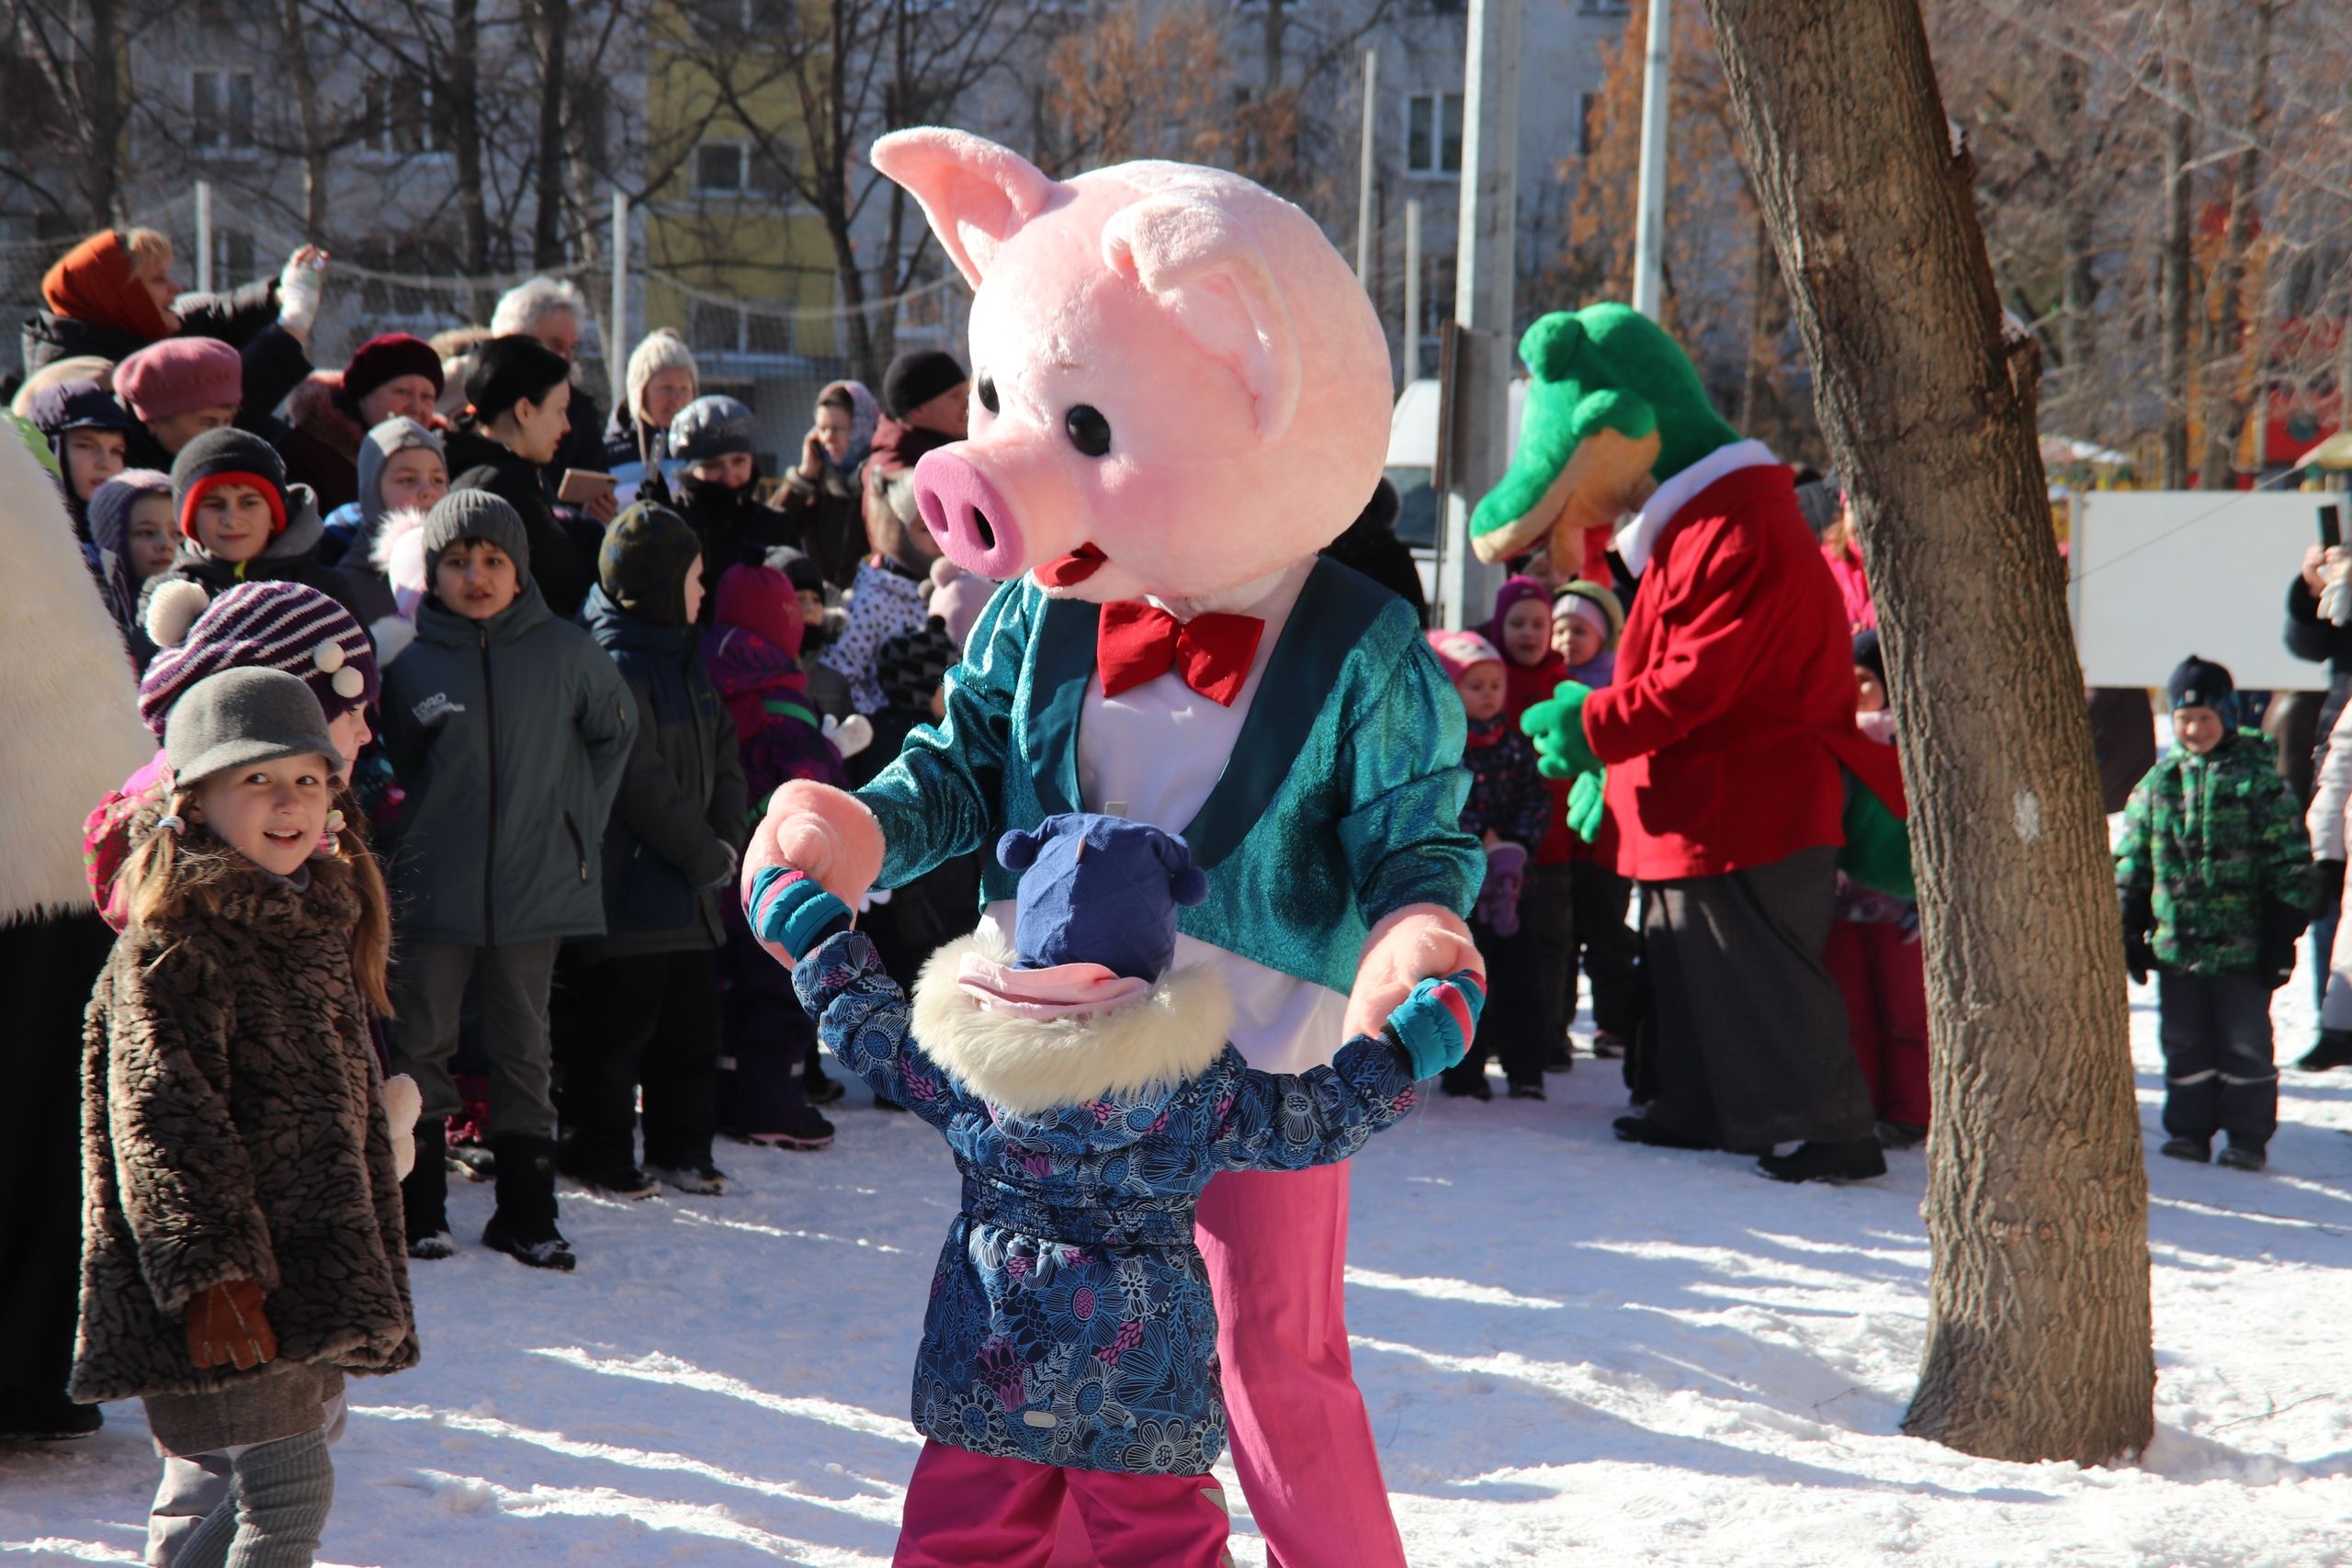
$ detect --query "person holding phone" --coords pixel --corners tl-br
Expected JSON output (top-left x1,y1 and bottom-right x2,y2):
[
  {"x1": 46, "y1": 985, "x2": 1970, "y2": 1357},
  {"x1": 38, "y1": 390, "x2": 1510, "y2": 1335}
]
[{"x1": 774, "y1": 380, "x2": 879, "y2": 592}]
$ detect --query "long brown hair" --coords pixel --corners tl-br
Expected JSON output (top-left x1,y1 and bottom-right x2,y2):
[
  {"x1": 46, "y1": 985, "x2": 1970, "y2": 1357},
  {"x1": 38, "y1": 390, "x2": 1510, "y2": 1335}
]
[{"x1": 119, "y1": 777, "x2": 394, "y2": 1015}]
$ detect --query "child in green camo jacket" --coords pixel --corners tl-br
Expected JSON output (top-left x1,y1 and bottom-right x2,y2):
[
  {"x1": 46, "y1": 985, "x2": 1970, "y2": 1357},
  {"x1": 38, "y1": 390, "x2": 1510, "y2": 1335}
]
[{"x1": 2116, "y1": 655, "x2": 2313, "y2": 1172}]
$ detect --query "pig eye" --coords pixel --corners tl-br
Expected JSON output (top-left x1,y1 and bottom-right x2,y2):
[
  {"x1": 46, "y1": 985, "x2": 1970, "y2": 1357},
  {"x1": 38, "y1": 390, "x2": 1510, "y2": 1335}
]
[
  {"x1": 1065, "y1": 405, "x2": 1113, "y2": 458},
  {"x1": 977, "y1": 377, "x2": 1000, "y2": 416}
]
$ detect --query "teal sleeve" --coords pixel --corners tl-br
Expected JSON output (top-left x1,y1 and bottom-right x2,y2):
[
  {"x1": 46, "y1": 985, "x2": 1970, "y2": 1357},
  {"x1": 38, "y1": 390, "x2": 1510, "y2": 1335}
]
[
  {"x1": 1338, "y1": 615, "x2": 1484, "y2": 921},
  {"x1": 855, "y1": 578, "x2": 1030, "y2": 890}
]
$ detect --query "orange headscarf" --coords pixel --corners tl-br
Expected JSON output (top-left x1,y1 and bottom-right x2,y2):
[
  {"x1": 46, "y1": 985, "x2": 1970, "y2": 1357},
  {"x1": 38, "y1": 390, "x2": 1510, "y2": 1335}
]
[{"x1": 41, "y1": 231, "x2": 175, "y2": 345}]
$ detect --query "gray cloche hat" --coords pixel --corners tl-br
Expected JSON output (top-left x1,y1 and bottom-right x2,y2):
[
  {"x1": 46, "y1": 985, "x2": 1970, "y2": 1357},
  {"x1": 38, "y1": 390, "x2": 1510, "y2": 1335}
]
[{"x1": 164, "y1": 667, "x2": 345, "y2": 788}]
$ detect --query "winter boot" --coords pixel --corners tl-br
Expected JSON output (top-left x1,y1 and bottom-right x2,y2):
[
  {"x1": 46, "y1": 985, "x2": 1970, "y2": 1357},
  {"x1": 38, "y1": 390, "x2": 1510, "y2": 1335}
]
[
  {"x1": 2159, "y1": 1134, "x2": 2212, "y2": 1164},
  {"x1": 2216, "y1": 1141, "x2": 2267, "y2": 1172},
  {"x1": 1613, "y1": 1115, "x2": 1714, "y2": 1151},
  {"x1": 1757, "y1": 1137, "x2": 1888, "y2": 1183},
  {"x1": 2295, "y1": 1030, "x2": 2352, "y2": 1071},
  {"x1": 1507, "y1": 1080, "x2": 1548, "y2": 1101},
  {"x1": 1590, "y1": 1030, "x2": 1628, "y2": 1060},
  {"x1": 1876, "y1": 1120, "x2": 1928, "y2": 1151},
  {"x1": 648, "y1": 1160, "x2": 729, "y2": 1196},
  {"x1": 0, "y1": 1383, "x2": 103, "y2": 1440},
  {"x1": 402, "y1": 1119, "x2": 456, "y2": 1260},
  {"x1": 739, "y1": 1100, "x2": 836, "y2": 1150},
  {"x1": 482, "y1": 1134, "x2": 576, "y2": 1271}
]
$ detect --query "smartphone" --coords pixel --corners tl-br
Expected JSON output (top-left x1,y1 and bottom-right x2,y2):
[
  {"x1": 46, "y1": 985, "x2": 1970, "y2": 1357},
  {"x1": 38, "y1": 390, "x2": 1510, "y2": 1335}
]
[
  {"x1": 558, "y1": 469, "x2": 617, "y2": 506},
  {"x1": 2322, "y1": 504, "x2": 2343, "y2": 552}
]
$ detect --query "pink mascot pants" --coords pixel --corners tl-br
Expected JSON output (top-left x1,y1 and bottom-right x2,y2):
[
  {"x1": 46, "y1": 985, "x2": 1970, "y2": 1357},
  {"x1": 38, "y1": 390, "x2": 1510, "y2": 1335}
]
[
  {"x1": 1196, "y1": 1161, "x2": 1405, "y2": 1568},
  {"x1": 898, "y1": 1440, "x2": 1232, "y2": 1566}
]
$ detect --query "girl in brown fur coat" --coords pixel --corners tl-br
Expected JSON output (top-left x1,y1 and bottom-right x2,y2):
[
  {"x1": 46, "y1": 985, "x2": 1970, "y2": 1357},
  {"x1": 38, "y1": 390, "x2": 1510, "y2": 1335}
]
[{"x1": 74, "y1": 668, "x2": 415, "y2": 1568}]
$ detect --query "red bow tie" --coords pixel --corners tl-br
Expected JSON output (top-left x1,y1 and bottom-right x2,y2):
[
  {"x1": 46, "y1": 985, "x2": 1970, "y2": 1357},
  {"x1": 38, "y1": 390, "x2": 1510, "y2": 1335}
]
[{"x1": 1097, "y1": 600, "x2": 1266, "y2": 706}]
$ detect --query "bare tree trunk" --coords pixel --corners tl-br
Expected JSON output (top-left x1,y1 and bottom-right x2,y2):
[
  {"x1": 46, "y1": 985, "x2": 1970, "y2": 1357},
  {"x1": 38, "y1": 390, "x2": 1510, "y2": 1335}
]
[
  {"x1": 83, "y1": 0, "x2": 125, "y2": 226},
  {"x1": 1702, "y1": 0, "x2": 2154, "y2": 1465},
  {"x1": 278, "y1": 0, "x2": 331, "y2": 241},
  {"x1": 2158, "y1": 6, "x2": 2195, "y2": 490},
  {"x1": 2052, "y1": 53, "x2": 2097, "y2": 428},
  {"x1": 2197, "y1": 0, "x2": 2271, "y2": 491},
  {"x1": 531, "y1": 0, "x2": 571, "y2": 269},
  {"x1": 446, "y1": 0, "x2": 491, "y2": 312},
  {"x1": 1736, "y1": 208, "x2": 1781, "y2": 436}
]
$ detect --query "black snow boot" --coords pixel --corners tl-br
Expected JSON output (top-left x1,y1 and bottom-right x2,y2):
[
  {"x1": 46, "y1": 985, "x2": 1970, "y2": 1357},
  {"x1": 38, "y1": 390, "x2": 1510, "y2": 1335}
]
[
  {"x1": 482, "y1": 1134, "x2": 576, "y2": 1271},
  {"x1": 2216, "y1": 1141, "x2": 2267, "y2": 1172},
  {"x1": 2159, "y1": 1134, "x2": 2212, "y2": 1164},
  {"x1": 1758, "y1": 1137, "x2": 1888, "y2": 1183},
  {"x1": 402, "y1": 1119, "x2": 455, "y2": 1260},
  {"x1": 2295, "y1": 1031, "x2": 2352, "y2": 1072},
  {"x1": 1613, "y1": 1115, "x2": 1714, "y2": 1150}
]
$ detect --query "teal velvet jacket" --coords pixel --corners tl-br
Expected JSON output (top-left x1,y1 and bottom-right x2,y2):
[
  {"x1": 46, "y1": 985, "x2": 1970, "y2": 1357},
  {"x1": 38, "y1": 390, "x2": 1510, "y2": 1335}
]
[{"x1": 855, "y1": 559, "x2": 1483, "y2": 998}]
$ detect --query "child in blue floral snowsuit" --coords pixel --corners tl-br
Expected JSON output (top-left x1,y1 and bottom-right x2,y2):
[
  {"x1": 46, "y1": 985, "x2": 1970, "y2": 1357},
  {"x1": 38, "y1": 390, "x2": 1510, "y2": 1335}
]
[{"x1": 749, "y1": 811, "x2": 1481, "y2": 1567}]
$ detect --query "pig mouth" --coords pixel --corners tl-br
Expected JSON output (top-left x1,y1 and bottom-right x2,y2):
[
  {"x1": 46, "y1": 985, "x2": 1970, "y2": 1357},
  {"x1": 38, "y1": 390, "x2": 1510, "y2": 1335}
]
[{"x1": 1035, "y1": 542, "x2": 1107, "y2": 588}]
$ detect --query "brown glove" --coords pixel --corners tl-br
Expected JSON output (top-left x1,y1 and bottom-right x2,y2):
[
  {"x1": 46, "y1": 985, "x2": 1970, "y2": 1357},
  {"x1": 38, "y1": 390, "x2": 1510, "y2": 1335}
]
[{"x1": 186, "y1": 1279, "x2": 277, "y2": 1371}]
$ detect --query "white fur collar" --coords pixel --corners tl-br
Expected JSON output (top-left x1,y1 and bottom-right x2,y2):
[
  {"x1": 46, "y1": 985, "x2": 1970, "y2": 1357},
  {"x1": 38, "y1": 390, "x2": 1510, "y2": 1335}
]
[{"x1": 910, "y1": 926, "x2": 1234, "y2": 1118}]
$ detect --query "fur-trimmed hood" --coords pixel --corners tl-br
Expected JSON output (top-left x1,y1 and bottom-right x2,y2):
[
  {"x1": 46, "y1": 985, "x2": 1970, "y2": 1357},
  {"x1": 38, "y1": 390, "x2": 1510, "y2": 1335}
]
[
  {"x1": 910, "y1": 924, "x2": 1232, "y2": 1121},
  {"x1": 0, "y1": 419, "x2": 155, "y2": 924}
]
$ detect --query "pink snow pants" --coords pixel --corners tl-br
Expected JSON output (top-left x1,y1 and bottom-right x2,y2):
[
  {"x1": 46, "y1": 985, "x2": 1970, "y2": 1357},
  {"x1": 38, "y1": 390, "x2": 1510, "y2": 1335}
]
[
  {"x1": 1198, "y1": 1161, "x2": 1405, "y2": 1568},
  {"x1": 896, "y1": 1440, "x2": 1232, "y2": 1566}
]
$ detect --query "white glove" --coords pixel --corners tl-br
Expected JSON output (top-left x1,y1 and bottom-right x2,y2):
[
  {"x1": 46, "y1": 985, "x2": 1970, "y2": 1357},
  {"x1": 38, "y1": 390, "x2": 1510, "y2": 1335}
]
[
  {"x1": 277, "y1": 247, "x2": 328, "y2": 339},
  {"x1": 822, "y1": 712, "x2": 874, "y2": 759},
  {"x1": 380, "y1": 1073, "x2": 422, "y2": 1181},
  {"x1": 2324, "y1": 553, "x2": 2352, "y2": 627}
]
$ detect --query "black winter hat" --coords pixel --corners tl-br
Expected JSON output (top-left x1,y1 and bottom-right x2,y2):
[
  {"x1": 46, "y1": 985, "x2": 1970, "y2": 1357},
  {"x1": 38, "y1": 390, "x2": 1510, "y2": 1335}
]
[
  {"x1": 171, "y1": 427, "x2": 292, "y2": 540},
  {"x1": 464, "y1": 334, "x2": 571, "y2": 423},
  {"x1": 881, "y1": 349, "x2": 966, "y2": 420},
  {"x1": 599, "y1": 502, "x2": 704, "y2": 627},
  {"x1": 2168, "y1": 654, "x2": 2236, "y2": 719},
  {"x1": 669, "y1": 394, "x2": 757, "y2": 466},
  {"x1": 1852, "y1": 627, "x2": 1885, "y2": 685},
  {"x1": 424, "y1": 489, "x2": 532, "y2": 586},
  {"x1": 877, "y1": 616, "x2": 958, "y2": 713}
]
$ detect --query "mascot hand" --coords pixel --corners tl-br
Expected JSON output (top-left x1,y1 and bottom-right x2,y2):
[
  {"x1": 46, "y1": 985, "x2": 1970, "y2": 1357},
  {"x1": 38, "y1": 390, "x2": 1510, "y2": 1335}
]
[
  {"x1": 1522, "y1": 682, "x2": 1600, "y2": 781},
  {"x1": 1345, "y1": 905, "x2": 1485, "y2": 1043},
  {"x1": 741, "y1": 782, "x2": 885, "y2": 970},
  {"x1": 1566, "y1": 768, "x2": 1609, "y2": 845}
]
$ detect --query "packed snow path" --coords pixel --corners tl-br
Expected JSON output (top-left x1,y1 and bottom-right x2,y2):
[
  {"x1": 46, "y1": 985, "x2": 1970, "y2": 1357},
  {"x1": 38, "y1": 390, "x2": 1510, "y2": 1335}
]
[{"x1": 7, "y1": 970, "x2": 2350, "y2": 1566}]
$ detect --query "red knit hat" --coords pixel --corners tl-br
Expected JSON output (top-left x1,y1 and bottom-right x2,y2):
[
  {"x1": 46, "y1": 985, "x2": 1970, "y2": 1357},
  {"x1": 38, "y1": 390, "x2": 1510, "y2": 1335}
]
[
  {"x1": 118, "y1": 337, "x2": 243, "y2": 422},
  {"x1": 41, "y1": 231, "x2": 175, "y2": 345},
  {"x1": 341, "y1": 333, "x2": 445, "y2": 410},
  {"x1": 714, "y1": 563, "x2": 804, "y2": 658}
]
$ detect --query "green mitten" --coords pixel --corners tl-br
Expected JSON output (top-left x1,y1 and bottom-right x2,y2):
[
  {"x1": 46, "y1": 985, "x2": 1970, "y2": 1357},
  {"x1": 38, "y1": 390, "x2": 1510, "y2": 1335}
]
[
  {"x1": 1566, "y1": 768, "x2": 1609, "y2": 844},
  {"x1": 1839, "y1": 784, "x2": 1915, "y2": 899},
  {"x1": 1521, "y1": 682, "x2": 1600, "y2": 781}
]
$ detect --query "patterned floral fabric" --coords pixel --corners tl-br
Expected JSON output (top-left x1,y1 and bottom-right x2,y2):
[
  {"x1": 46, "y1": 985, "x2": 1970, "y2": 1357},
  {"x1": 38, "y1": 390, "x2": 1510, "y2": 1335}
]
[{"x1": 791, "y1": 930, "x2": 1430, "y2": 1475}]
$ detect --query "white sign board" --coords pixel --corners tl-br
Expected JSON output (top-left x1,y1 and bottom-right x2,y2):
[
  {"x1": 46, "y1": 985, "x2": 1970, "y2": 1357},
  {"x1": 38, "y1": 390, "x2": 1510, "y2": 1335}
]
[{"x1": 2072, "y1": 491, "x2": 2333, "y2": 692}]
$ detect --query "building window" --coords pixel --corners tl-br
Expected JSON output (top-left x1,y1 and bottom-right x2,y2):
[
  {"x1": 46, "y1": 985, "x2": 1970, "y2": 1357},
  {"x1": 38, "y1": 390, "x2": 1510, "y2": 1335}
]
[
  {"x1": 1405, "y1": 91, "x2": 1463, "y2": 176},
  {"x1": 1577, "y1": 91, "x2": 1600, "y2": 158},
  {"x1": 687, "y1": 299, "x2": 796, "y2": 358},
  {"x1": 361, "y1": 76, "x2": 441, "y2": 158},
  {"x1": 695, "y1": 141, "x2": 748, "y2": 197},
  {"x1": 191, "y1": 69, "x2": 255, "y2": 153}
]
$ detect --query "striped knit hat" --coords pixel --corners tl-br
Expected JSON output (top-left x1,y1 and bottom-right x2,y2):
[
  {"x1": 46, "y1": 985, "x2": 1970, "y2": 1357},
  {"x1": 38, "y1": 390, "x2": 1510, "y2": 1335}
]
[{"x1": 138, "y1": 580, "x2": 378, "y2": 739}]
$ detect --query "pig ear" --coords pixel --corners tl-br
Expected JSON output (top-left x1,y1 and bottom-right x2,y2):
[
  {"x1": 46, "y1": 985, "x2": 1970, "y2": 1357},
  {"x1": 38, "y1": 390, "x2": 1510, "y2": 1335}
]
[
  {"x1": 1101, "y1": 197, "x2": 1302, "y2": 443},
  {"x1": 870, "y1": 129, "x2": 1062, "y2": 290}
]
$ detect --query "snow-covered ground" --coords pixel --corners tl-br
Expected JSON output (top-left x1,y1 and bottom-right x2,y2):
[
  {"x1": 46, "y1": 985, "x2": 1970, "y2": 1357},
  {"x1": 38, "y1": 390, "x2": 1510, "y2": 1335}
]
[{"x1": 7, "y1": 965, "x2": 2350, "y2": 1566}]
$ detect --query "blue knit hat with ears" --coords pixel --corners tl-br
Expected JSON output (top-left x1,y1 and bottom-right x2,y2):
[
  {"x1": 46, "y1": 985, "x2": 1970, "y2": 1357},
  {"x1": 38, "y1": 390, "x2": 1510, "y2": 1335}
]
[{"x1": 996, "y1": 814, "x2": 1209, "y2": 983}]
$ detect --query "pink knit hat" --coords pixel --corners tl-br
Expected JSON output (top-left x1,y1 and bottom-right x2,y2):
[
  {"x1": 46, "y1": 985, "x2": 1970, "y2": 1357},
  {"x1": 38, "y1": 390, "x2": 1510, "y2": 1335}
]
[
  {"x1": 1424, "y1": 628, "x2": 1503, "y2": 686},
  {"x1": 116, "y1": 336, "x2": 243, "y2": 422}
]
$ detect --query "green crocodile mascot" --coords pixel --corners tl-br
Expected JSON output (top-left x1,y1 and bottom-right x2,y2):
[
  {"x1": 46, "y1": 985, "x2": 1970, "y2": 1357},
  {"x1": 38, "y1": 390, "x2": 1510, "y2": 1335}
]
[{"x1": 1474, "y1": 302, "x2": 1909, "y2": 1184}]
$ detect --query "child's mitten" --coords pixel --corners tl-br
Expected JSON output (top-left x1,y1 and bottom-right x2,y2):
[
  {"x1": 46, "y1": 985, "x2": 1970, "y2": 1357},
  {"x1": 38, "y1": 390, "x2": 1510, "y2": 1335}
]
[
  {"x1": 746, "y1": 864, "x2": 854, "y2": 963},
  {"x1": 1385, "y1": 969, "x2": 1487, "y2": 1079},
  {"x1": 1476, "y1": 841, "x2": 1529, "y2": 935}
]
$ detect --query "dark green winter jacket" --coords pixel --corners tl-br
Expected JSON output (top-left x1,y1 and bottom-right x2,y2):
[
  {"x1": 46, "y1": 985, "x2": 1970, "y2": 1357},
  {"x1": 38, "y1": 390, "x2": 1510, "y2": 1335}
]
[
  {"x1": 576, "y1": 586, "x2": 747, "y2": 960},
  {"x1": 379, "y1": 581, "x2": 635, "y2": 947},
  {"x1": 2115, "y1": 732, "x2": 2312, "y2": 976}
]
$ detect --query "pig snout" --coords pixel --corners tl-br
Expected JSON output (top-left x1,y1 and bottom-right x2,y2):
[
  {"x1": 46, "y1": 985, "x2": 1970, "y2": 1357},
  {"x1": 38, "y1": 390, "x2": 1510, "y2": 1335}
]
[{"x1": 912, "y1": 449, "x2": 1026, "y2": 581}]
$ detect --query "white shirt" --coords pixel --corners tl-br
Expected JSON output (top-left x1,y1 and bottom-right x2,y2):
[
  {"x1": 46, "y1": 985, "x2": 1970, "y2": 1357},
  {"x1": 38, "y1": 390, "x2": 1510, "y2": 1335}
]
[{"x1": 980, "y1": 558, "x2": 1351, "y2": 1074}]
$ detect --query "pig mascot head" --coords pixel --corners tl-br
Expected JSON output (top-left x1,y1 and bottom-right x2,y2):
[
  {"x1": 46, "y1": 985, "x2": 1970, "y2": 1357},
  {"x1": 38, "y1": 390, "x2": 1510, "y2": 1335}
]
[{"x1": 878, "y1": 129, "x2": 1394, "y2": 604}]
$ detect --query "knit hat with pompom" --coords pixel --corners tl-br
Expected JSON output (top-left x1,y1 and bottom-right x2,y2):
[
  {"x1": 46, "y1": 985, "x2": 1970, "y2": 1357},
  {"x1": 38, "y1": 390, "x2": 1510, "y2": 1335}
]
[{"x1": 139, "y1": 579, "x2": 378, "y2": 739}]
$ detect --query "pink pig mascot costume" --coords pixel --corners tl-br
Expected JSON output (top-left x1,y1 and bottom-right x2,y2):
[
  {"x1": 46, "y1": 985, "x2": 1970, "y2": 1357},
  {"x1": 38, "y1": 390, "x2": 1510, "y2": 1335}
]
[{"x1": 744, "y1": 129, "x2": 1485, "y2": 1565}]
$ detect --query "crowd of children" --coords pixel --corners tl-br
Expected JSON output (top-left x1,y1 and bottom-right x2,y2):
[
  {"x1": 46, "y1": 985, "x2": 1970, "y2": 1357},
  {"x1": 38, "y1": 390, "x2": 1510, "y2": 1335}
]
[{"x1": 17, "y1": 223, "x2": 2346, "y2": 1565}]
